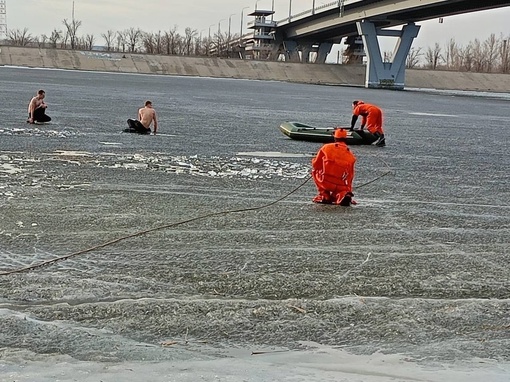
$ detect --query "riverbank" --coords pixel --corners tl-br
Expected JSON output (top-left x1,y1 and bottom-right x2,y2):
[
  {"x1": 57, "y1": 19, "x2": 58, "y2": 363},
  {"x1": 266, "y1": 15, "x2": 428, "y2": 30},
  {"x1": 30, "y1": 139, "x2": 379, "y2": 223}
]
[{"x1": 1, "y1": 46, "x2": 509, "y2": 92}]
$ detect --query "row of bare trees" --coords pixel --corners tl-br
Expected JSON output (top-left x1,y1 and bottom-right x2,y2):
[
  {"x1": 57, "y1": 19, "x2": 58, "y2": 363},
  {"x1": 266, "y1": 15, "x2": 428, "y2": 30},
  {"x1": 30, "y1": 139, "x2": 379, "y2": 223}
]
[
  {"x1": 405, "y1": 34, "x2": 509, "y2": 73},
  {"x1": 4, "y1": 19, "x2": 509, "y2": 73},
  {"x1": 4, "y1": 19, "x2": 238, "y2": 58}
]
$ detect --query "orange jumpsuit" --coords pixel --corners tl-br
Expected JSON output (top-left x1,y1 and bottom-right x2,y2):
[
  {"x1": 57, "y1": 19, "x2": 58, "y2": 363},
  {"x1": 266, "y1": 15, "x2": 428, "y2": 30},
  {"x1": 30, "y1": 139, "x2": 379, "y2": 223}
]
[
  {"x1": 352, "y1": 103, "x2": 384, "y2": 135},
  {"x1": 311, "y1": 141, "x2": 356, "y2": 205}
]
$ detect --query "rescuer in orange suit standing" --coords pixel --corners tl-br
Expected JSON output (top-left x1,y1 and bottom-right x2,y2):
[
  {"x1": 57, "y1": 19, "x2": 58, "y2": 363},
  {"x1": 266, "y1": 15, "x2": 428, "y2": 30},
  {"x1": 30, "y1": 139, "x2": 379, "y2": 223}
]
[
  {"x1": 350, "y1": 100, "x2": 386, "y2": 146},
  {"x1": 311, "y1": 129, "x2": 357, "y2": 206}
]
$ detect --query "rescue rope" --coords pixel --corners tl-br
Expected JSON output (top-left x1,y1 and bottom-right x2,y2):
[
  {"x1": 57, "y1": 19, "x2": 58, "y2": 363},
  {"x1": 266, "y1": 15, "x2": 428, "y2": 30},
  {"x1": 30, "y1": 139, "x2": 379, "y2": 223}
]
[
  {"x1": 0, "y1": 166, "x2": 392, "y2": 276},
  {"x1": 0, "y1": 176, "x2": 312, "y2": 276}
]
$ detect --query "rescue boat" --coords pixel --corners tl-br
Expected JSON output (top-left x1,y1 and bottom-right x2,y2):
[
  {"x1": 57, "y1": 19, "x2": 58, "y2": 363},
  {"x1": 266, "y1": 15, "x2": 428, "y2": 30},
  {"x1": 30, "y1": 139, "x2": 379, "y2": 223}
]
[{"x1": 279, "y1": 121, "x2": 378, "y2": 145}]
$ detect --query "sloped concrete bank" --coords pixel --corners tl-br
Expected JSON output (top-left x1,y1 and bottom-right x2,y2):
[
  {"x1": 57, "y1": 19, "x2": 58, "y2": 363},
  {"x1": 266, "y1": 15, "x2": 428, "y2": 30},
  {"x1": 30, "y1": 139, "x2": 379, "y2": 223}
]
[{"x1": 1, "y1": 46, "x2": 509, "y2": 92}]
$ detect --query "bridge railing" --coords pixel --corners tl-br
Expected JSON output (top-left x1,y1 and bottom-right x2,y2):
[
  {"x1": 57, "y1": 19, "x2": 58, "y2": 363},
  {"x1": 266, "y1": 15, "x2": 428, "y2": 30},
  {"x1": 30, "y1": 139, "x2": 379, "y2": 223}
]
[{"x1": 276, "y1": 0, "x2": 362, "y2": 26}]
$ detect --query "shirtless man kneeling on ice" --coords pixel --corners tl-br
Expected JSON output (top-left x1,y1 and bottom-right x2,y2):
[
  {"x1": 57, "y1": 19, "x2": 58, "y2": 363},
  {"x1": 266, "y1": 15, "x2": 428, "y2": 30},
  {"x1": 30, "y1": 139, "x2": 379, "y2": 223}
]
[
  {"x1": 27, "y1": 89, "x2": 51, "y2": 124},
  {"x1": 127, "y1": 100, "x2": 158, "y2": 135}
]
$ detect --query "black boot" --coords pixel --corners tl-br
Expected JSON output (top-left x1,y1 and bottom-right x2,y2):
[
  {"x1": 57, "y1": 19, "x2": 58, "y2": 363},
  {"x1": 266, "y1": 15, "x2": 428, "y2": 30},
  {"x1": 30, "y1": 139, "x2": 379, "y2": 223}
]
[{"x1": 374, "y1": 133, "x2": 386, "y2": 147}]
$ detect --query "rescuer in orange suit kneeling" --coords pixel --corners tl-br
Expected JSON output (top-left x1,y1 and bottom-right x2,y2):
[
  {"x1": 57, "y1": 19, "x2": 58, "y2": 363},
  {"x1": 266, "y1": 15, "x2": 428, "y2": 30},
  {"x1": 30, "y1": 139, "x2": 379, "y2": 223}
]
[
  {"x1": 350, "y1": 100, "x2": 386, "y2": 146},
  {"x1": 312, "y1": 129, "x2": 357, "y2": 206}
]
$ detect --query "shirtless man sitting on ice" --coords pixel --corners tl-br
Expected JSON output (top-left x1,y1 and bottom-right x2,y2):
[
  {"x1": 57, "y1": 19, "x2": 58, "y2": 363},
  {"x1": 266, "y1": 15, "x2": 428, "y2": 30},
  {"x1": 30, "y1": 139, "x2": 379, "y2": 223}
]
[
  {"x1": 126, "y1": 100, "x2": 158, "y2": 135},
  {"x1": 27, "y1": 90, "x2": 52, "y2": 124}
]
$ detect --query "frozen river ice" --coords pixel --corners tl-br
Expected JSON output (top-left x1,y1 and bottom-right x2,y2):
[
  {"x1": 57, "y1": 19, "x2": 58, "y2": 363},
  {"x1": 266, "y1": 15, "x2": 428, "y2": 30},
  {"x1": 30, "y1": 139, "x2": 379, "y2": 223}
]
[{"x1": 0, "y1": 66, "x2": 509, "y2": 381}]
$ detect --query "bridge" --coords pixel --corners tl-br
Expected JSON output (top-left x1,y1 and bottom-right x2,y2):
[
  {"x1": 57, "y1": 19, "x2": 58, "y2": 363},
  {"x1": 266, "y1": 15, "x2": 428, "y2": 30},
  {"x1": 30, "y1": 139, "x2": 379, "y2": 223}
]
[{"x1": 236, "y1": 0, "x2": 510, "y2": 90}]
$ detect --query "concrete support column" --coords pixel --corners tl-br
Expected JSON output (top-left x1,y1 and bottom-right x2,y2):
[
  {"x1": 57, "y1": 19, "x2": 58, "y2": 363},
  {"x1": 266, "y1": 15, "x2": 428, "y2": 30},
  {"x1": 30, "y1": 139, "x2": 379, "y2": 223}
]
[
  {"x1": 357, "y1": 20, "x2": 420, "y2": 90},
  {"x1": 283, "y1": 40, "x2": 300, "y2": 62},
  {"x1": 301, "y1": 43, "x2": 313, "y2": 63},
  {"x1": 316, "y1": 42, "x2": 333, "y2": 64}
]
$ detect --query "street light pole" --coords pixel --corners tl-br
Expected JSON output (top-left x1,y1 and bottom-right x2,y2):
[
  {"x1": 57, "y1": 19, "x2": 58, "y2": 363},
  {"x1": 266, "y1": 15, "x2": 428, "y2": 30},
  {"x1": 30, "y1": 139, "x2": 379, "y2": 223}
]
[
  {"x1": 504, "y1": 39, "x2": 508, "y2": 73},
  {"x1": 312, "y1": 0, "x2": 315, "y2": 15},
  {"x1": 218, "y1": 19, "x2": 225, "y2": 57},
  {"x1": 228, "y1": 13, "x2": 235, "y2": 57},
  {"x1": 199, "y1": 29, "x2": 205, "y2": 55},
  {"x1": 228, "y1": 13, "x2": 235, "y2": 42},
  {"x1": 289, "y1": 0, "x2": 293, "y2": 22},
  {"x1": 240, "y1": 6, "x2": 249, "y2": 44},
  {"x1": 208, "y1": 23, "x2": 215, "y2": 56}
]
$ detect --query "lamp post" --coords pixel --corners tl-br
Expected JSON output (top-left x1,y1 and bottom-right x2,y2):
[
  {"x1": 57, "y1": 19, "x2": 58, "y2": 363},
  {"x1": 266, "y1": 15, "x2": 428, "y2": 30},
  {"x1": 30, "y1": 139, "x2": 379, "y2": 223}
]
[
  {"x1": 289, "y1": 0, "x2": 293, "y2": 22},
  {"x1": 199, "y1": 29, "x2": 206, "y2": 55},
  {"x1": 218, "y1": 19, "x2": 226, "y2": 56},
  {"x1": 227, "y1": 13, "x2": 235, "y2": 57},
  {"x1": 312, "y1": 0, "x2": 315, "y2": 15},
  {"x1": 255, "y1": 0, "x2": 260, "y2": 10},
  {"x1": 240, "y1": 6, "x2": 249, "y2": 44},
  {"x1": 228, "y1": 13, "x2": 235, "y2": 42},
  {"x1": 208, "y1": 23, "x2": 215, "y2": 56},
  {"x1": 504, "y1": 39, "x2": 508, "y2": 73}
]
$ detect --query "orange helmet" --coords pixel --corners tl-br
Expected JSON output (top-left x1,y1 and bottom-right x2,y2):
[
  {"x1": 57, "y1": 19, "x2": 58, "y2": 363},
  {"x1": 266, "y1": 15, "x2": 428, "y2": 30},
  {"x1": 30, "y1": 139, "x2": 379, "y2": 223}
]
[{"x1": 334, "y1": 129, "x2": 347, "y2": 139}]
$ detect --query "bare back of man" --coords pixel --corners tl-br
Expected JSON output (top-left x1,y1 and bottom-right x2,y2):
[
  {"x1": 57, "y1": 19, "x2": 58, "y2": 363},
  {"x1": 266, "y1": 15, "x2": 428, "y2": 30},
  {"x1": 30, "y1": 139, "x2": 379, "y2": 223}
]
[{"x1": 138, "y1": 101, "x2": 158, "y2": 134}]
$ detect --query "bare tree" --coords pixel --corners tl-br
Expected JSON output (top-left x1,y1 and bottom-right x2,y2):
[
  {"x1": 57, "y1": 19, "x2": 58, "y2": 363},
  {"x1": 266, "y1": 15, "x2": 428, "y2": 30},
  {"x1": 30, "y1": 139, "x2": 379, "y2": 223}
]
[
  {"x1": 37, "y1": 34, "x2": 48, "y2": 48},
  {"x1": 214, "y1": 31, "x2": 228, "y2": 57},
  {"x1": 126, "y1": 27, "x2": 142, "y2": 52},
  {"x1": 117, "y1": 31, "x2": 127, "y2": 52},
  {"x1": 406, "y1": 47, "x2": 422, "y2": 68},
  {"x1": 458, "y1": 43, "x2": 473, "y2": 71},
  {"x1": 6, "y1": 28, "x2": 33, "y2": 46},
  {"x1": 142, "y1": 32, "x2": 156, "y2": 54},
  {"x1": 154, "y1": 31, "x2": 163, "y2": 54},
  {"x1": 382, "y1": 50, "x2": 393, "y2": 63},
  {"x1": 499, "y1": 35, "x2": 509, "y2": 73},
  {"x1": 48, "y1": 29, "x2": 62, "y2": 49},
  {"x1": 85, "y1": 34, "x2": 95, "y2": 50},
  {"x1": 443, "y1": 38, "x2": 459, "y2": 69},
  {"x1": 194, "y1": 36, "x2": 206, "y2": 56},
  {"x1": 425, "y1": 43, "x2": 442, "y2": 69},
  {"x1": 62, "y1": 18, "x2": 82, "y2": 49},
  {"x1": 471, "y1": 39, "x2": 485, "y2": 72},
  {"x1": 101, "y1": 30, "x2": 116, "y2": 51},
  {"x1": 183, "y1": 27, "x2": 198, "y2": 56},
  {"x1": 483, "y1": 34, "x2": 498, "y2": 72},
  {"x1": 61, "y1": 31, "x2": 70, "y2": 49},
  {"x1": 163, "y1": 26, "x2": 180, "y2": 55}
]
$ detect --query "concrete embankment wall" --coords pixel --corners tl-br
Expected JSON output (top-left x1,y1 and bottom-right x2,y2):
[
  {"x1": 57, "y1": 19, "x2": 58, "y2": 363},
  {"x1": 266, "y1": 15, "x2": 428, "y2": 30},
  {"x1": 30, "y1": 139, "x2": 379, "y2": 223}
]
[{"x1": 1, "y1": 46, "x2": 509, "y2": 93}]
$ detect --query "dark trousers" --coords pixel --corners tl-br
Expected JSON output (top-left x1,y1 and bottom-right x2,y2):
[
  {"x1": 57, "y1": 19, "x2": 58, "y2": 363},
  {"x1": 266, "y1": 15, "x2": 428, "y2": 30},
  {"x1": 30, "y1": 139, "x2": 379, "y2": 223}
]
[
  {"x1": 126, "y1": 119, "x2": 151, "y2": 134},
  {"x1": 30, "y1": 107, "x2": 51, "y2": 123}
]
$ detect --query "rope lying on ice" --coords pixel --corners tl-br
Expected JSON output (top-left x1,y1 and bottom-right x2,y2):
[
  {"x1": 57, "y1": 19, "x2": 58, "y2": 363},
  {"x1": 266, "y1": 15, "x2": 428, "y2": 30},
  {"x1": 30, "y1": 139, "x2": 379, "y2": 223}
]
[
  {"x1": 0, "y1": 166, "x2": 391, "y2": 276},
  {"x1": 0, "y1": 176, "x2": 311, "y2": 276}
]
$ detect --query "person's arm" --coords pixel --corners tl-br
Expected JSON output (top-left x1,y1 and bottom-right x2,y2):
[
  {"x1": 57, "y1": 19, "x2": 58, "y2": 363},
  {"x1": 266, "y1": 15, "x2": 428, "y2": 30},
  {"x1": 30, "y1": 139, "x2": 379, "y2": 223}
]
[
  {"x1": 138, "y1": 109, "x2": 142, "y2": 121},
  {"x1": 350, "y1": 114, "x2": 358, "y2": 130},
  {"x1": 28, "y1": 98, "x2": 36, "y2": 123},
  {"x1": 312, "y1": 148, "x2": 324, "y2": 173},
  {"x1": 152, "y1": 111, "x2": 158, "y2": 135}
]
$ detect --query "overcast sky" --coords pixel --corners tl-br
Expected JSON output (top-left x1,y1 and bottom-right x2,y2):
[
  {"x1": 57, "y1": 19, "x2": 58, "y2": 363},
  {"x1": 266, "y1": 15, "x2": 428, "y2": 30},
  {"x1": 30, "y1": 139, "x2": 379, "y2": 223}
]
[{"x1": 4, "y1": 0, "x2": 510, "y2": 52}]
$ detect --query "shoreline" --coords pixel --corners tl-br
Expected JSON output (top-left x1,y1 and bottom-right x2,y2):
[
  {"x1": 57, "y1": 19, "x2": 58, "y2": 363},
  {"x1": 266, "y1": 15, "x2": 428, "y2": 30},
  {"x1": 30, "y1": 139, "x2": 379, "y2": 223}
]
[{"x1": 1, "y1": 46, "x2": 510, "y2": 93}]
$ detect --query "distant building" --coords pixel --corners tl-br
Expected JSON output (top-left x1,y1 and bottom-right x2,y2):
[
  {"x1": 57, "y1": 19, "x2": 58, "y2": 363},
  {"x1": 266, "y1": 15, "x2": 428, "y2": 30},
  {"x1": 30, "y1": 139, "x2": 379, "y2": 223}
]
[{"x1": 244, "y1": 9, "x2": 276, "y2": 60}]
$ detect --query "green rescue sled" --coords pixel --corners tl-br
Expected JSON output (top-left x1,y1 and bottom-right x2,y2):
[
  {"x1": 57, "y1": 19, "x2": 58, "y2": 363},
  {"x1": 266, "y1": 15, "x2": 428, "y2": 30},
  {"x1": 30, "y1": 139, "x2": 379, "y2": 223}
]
[{"x1": 279, "y1": 121, "x2": 378, "y2": 145}]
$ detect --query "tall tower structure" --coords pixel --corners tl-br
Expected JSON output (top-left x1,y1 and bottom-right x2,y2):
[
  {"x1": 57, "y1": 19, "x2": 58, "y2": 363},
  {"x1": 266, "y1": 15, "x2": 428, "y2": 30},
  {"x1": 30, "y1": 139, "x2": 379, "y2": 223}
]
[{"x1": 0, "y1": 0, "x2": 7, "y2": 41}]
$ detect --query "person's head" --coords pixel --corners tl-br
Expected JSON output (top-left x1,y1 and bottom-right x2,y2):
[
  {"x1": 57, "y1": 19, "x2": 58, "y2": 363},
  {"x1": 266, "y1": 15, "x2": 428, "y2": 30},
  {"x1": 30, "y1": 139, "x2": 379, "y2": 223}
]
[
  {"x1": 145, "y1": 100, "x2": 153, "y2": 107},
  {"x1": 352, "y1": 100, "x2": 363, "y2": 107},
  {"x1": 37, "y1": 90, "x2": 45, "y2": 99},
  {"x1": 334, "y1": 129, "x2": 348, "y2": 142}
]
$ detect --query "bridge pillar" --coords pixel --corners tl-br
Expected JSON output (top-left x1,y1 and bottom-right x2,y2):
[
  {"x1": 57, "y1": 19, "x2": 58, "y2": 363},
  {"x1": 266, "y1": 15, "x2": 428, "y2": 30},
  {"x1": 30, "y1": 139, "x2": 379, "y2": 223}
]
[
  {"x1": 283, "y1": 40, "x2": 300, "y2": 62},
  {"x1": 316, "y1": 42, "x2": 333, "y2": 64},
  {"x1": 357, "y1": 20, "x2": 420, "y2": 90},
  {"x1": 301, "y1": 43, "x2": 313, "y2": 63}
]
